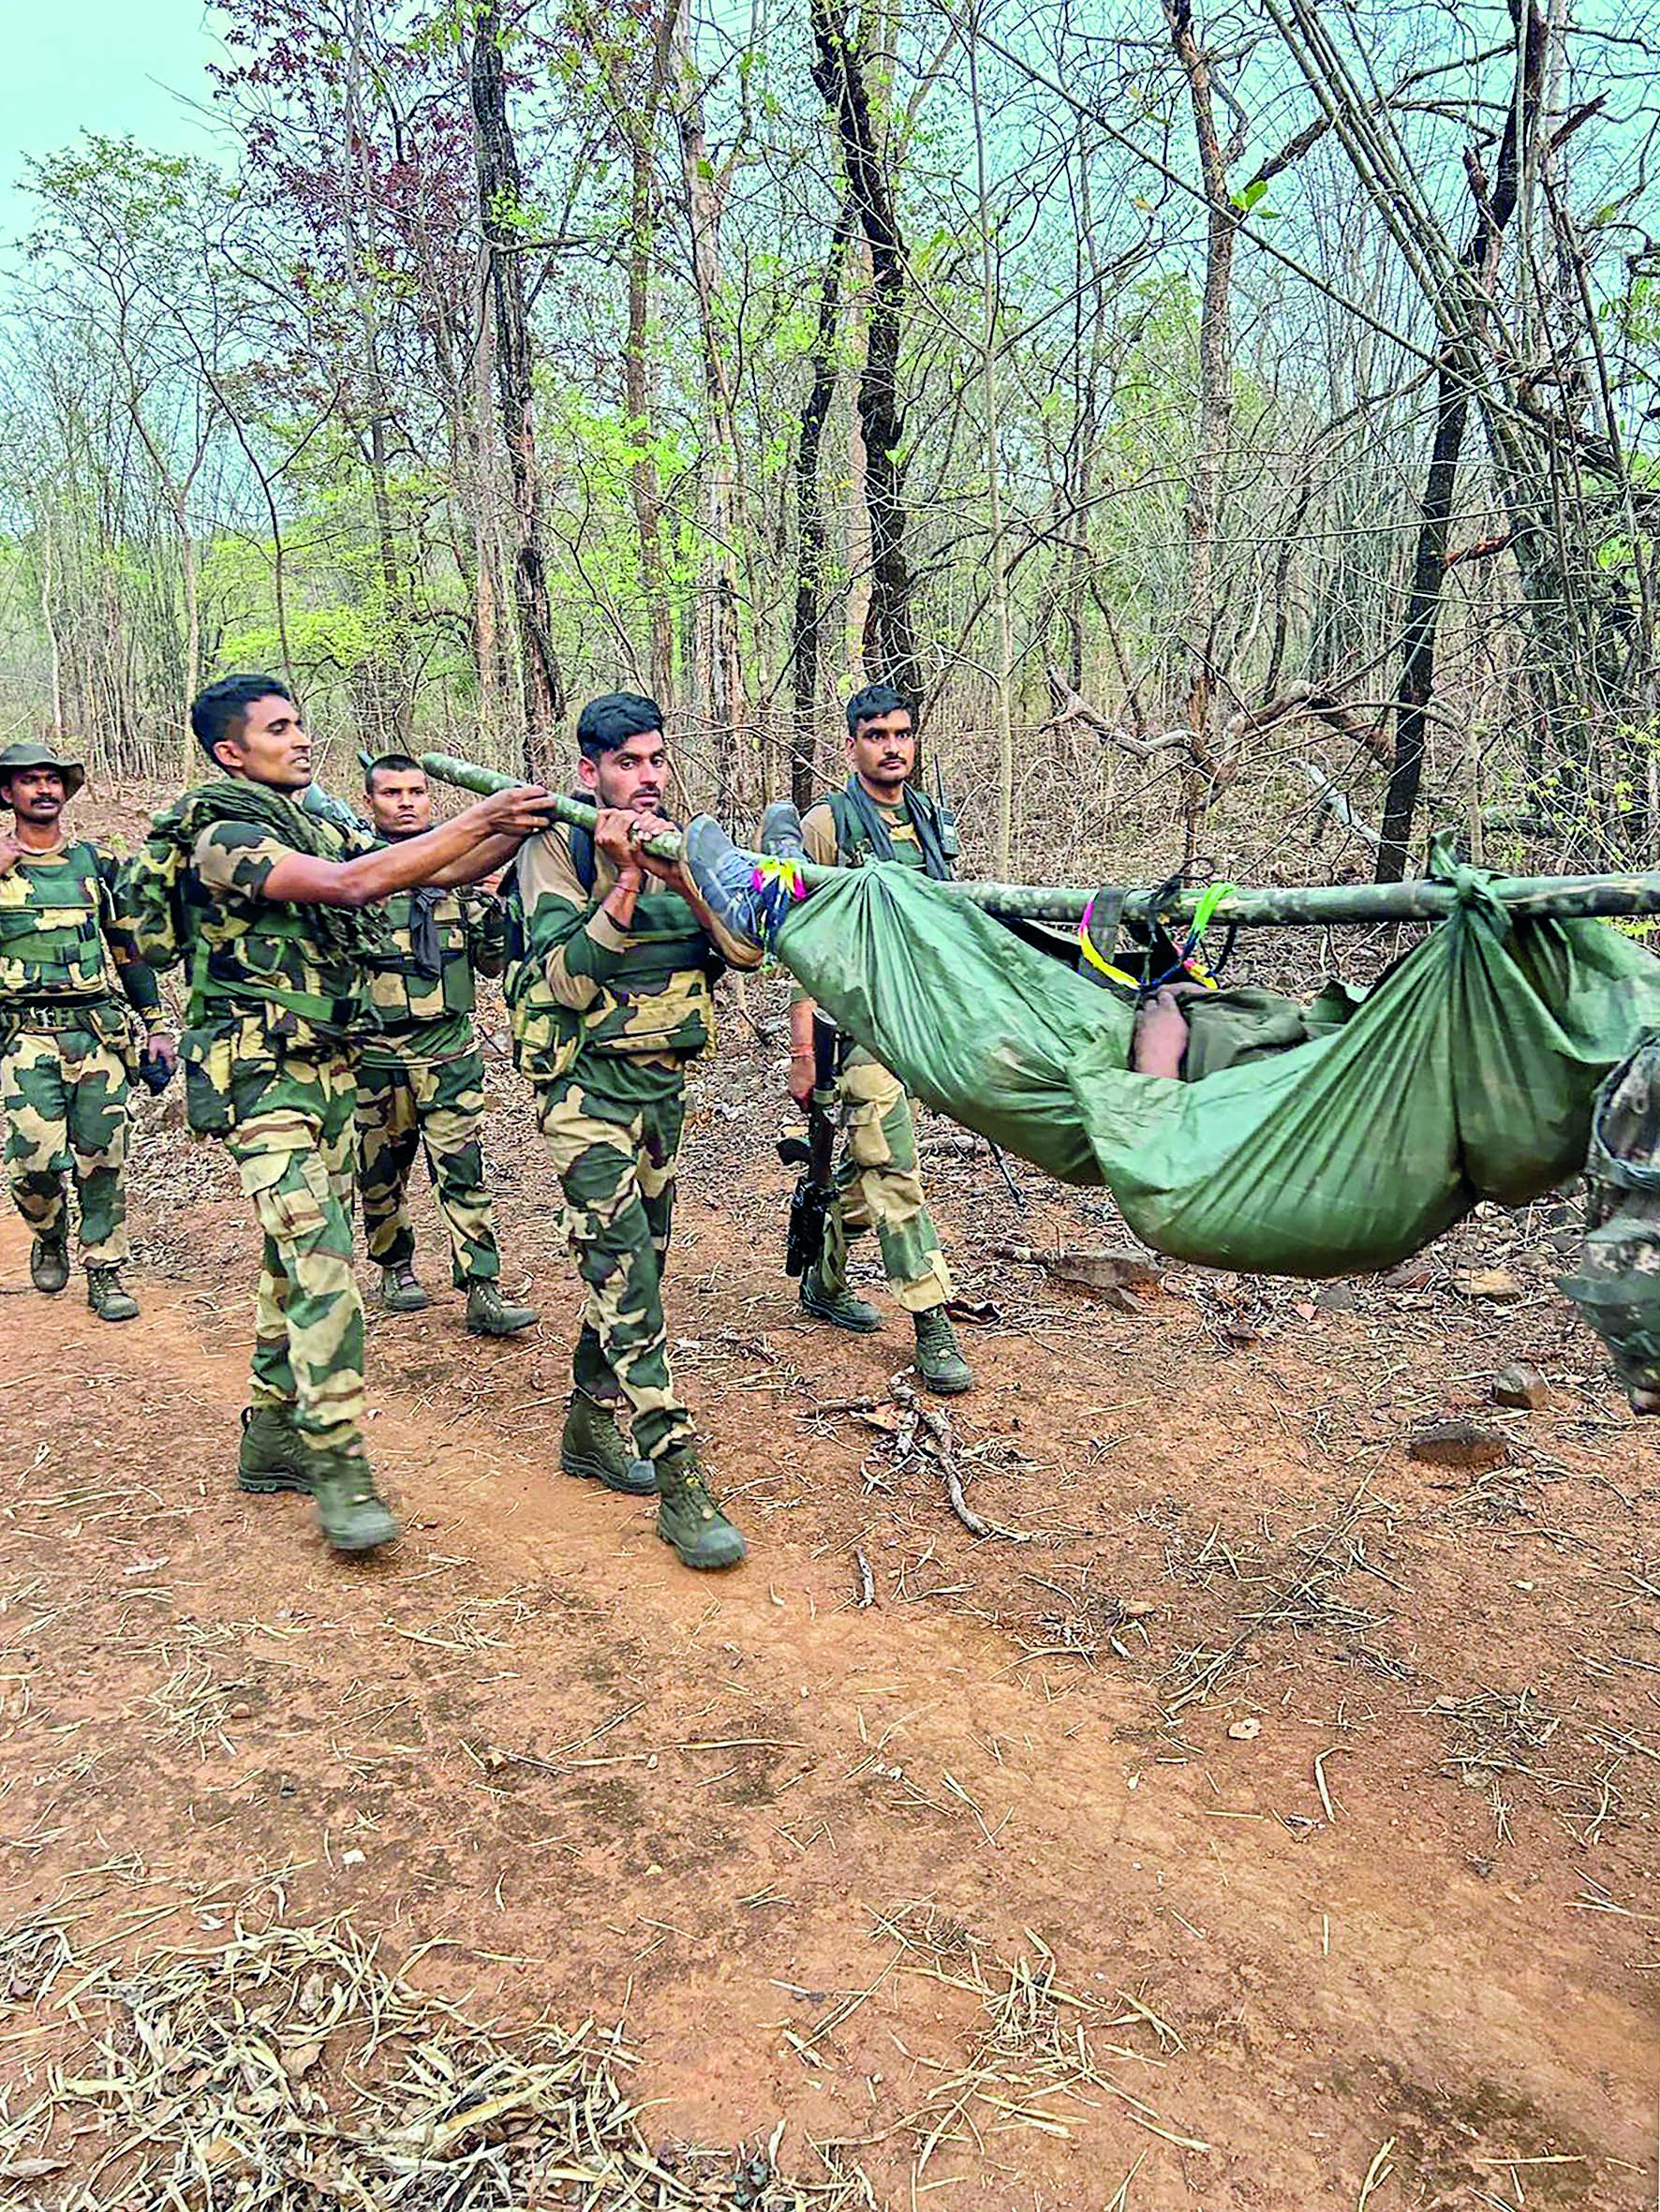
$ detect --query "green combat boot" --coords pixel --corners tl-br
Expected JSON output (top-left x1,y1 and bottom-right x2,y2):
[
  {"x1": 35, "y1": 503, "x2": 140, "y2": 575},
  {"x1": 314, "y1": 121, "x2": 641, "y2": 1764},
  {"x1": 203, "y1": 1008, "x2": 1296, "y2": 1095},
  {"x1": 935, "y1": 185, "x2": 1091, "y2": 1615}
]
[
  {"x1": 86, "y1": 1266, "x2": 140, "y2": 1323},
  {"x1": 380, "y1": 1262, "x2": 430, "y2": 1313},
  {"x1": 466, "y1": 1278, "x2": 540, "y2": 1337},
  {"x1": 655, "y1": 1447, "x2": 746, "y2": 1571},
  {"x1": 914, "y1": 1307, "x2": 971, "y2": 1394},
  {"x1": 30, "y1": 1230, "x2": 69, "y2": 1295},
  {"x1": 800, "y1": 1262, "x2": 882, "y2": 1334},
  {"x1": 237, "y1": 1403, "x2": 314, "y2": 1495},
  {"x1": 305, "y1": 1448, "x2": 400, "y2": 1554},
  {"x1": 560, "y1": 1390, "x2": 657, "y2": 1495}
]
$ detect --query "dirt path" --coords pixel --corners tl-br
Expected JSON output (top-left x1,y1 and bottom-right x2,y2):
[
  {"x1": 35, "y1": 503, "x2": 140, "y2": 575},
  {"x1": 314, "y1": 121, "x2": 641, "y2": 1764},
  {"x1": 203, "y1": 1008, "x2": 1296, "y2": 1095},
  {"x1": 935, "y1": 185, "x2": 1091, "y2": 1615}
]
[{"x1": 4, "y1": 1079, "x2": 1658, "y2": 2210}]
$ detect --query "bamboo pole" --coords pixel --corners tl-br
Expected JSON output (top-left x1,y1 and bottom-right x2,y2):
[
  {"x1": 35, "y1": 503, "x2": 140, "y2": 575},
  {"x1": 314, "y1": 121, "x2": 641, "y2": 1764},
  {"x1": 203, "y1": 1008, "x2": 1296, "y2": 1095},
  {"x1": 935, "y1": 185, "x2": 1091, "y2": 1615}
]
[{"x1": 422, "y1": 752, "x2": 1660, "y2": 928}]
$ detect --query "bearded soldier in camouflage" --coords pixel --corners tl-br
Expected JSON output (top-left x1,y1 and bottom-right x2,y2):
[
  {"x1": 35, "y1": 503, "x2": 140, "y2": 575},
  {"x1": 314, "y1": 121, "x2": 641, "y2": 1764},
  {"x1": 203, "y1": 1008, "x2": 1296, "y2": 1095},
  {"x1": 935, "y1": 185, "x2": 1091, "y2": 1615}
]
[
  {"x1": 507, "y1": 692, "x2": 762, "y2": 1571},
  {"x1": 145, "y1": 675, "x2": 553, "y2": 1555},
  {"x1": 0, "y1": 741, "x2": 175, "y2": 1320},
  {"x1": 354, "y1": 753, "x2": 537, "y2": 1337},
  {"x1": 780, "y1": 684, "x2": 971, "y2": 1394}
]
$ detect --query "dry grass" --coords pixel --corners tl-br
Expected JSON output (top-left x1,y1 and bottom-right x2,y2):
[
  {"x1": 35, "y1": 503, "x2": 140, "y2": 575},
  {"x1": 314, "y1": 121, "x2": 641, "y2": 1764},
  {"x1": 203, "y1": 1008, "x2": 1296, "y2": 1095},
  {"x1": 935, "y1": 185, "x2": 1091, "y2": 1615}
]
[{"x1": 0, "y1": 1919, "x2": 877, "y2": 2209}]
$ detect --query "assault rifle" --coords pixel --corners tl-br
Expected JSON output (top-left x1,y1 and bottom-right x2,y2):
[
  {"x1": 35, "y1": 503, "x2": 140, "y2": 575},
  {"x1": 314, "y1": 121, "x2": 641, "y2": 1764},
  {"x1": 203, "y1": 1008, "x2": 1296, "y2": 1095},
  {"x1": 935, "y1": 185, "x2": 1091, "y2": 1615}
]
[{"x1": 777, "y1": 1009, "x2": 840, "y2": 1277}]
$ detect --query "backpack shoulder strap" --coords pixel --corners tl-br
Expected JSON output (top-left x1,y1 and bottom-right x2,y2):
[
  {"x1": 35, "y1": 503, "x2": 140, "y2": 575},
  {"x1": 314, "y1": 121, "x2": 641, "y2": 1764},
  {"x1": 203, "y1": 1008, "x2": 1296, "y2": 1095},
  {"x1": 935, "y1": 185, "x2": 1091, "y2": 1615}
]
[
  {"x1": 901, "y1": 788, "x2": 953, "y2": 881},
  {"x1": 571, "y1": 823, "x2": 597, "y2": 897}
]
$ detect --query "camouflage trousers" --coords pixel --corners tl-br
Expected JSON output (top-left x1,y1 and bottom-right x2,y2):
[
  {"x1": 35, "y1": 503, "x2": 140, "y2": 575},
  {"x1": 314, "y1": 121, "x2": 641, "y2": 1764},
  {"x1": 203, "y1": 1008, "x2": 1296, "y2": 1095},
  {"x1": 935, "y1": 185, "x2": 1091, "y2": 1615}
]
[
  {"x1": 823, "y1": 1049, "x2": 953, "y2": 1313},
  {"x1": 535, "y1": 1064, "x2": 692, "y2": 1462},
  {"x1": 1, "y1": 1017, "x2": 130, "y2": 1267},
  {"x1": 355, "y1": 1040, "x2": 499, "y2": 1287},
  {"x1": 223, "y1": 1050, "x2": 364, "y2": 1453}
]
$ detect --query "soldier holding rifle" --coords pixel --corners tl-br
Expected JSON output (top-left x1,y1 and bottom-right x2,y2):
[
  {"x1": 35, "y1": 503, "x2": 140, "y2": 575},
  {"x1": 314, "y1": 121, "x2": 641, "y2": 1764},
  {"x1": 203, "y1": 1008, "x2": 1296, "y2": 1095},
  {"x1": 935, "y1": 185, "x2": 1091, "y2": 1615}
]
[{"x1": 773, "y1": 683, "x2": 971, "y2": 1394}]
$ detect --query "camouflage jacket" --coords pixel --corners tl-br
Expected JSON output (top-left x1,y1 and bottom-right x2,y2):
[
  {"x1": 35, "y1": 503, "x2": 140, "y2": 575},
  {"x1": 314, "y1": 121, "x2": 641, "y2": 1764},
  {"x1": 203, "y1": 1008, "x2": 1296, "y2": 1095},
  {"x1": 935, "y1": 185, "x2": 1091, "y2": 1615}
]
[
  {"x1": 0, "y1": 839, "x2": 128, "y2": 1008},
  {"x1": 505, "y1": 823, "x2": 761, "y2": 1089},
  {"x1": 361, "y1": 838, "x2": 506, "y2": 1036}
]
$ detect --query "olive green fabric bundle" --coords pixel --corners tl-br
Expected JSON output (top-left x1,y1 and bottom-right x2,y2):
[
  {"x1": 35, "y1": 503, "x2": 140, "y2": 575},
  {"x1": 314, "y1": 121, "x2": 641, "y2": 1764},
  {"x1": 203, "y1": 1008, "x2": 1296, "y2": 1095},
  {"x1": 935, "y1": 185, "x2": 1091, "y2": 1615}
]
[{"x1": 772, "y1": 864, "x2": 1660, "y2": 1276}]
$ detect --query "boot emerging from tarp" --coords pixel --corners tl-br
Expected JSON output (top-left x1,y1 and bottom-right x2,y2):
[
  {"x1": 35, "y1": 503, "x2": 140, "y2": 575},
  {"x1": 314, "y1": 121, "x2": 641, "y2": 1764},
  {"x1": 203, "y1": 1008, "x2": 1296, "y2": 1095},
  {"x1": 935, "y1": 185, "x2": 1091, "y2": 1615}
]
[
  {"x1": 681, "y1": 817, "x2": 801, "y2": 955},
  {"x1": 914, "y1": 1306, "x2": 971, "y2": 1394},
  {"x1": 655, "y1": 1446, "x2": 746, "y2": 1570},
  {"x1": 800, "y1": 1260, "x2": 882, "y2": 1333},
  {"x1": 466, "y1": 1277, "x2": 540, "y2": 1337},
  {"x1": 380, "y1": 1262, "x2": 430, "y2": 1313},
  {"x1": 86, "y1": 1265, "x2": 139, "y2": 1323},
  {"x1": 560, "y1": 1389, "x2": 657, "y2": 1495},
  {"x1": 305, "y1": 1447, "x2": 400, "y2": 1553},
  {"x1": 31, "y1": 1229, "x2": 69, "y2": 1294},
  {"x1": 759, "y1": 800, "x2": 807, "y2": 860},
  {"x1": 238, "y1": 1403, "x2": 315, "y2": 1494}
]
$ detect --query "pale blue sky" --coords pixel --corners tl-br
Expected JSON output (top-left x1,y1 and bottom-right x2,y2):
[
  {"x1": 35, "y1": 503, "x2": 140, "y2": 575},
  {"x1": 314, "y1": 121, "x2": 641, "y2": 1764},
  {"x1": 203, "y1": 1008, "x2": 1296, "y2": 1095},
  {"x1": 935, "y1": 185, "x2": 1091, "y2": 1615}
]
[{"x1": 1, "y1": 3, "x2": 225, "y2": 240}]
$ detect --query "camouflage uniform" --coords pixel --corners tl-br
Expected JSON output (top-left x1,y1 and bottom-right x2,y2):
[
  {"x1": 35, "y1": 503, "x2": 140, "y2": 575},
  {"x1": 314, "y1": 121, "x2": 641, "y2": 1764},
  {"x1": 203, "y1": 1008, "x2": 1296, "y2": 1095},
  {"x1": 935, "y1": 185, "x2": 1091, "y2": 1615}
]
[
  {"x1": 356, "y1": 858, "x2": 508, "y2": 1288},
  {"x1": 163, "y1": 789, "x2": 378, "y2": 1453},
  {"x1": 0, "y1": 837, "x2": 144, "y2": 1269},
  {"x1": 508, "y1": 825, "x2": 759, "y2": 1462},
  {"x1": 797, "y1": 791, "x2": 954, "y2": 1313}
]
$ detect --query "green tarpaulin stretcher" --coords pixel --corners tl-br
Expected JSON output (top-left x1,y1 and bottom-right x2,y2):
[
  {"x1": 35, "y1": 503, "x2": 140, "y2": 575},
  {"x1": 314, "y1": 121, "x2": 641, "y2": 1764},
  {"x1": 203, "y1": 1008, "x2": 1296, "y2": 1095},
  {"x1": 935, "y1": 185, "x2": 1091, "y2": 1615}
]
[{"x1": 771, "y1": 864, "x2": 1660, "y2": 1278}]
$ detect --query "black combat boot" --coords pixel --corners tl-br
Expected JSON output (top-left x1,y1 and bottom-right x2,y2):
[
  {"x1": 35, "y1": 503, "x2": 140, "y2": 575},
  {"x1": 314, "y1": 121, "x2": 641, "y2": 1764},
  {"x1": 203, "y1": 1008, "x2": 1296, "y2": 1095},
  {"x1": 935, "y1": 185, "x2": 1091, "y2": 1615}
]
[
  {"x1": 655, "y1": 1446, "x2": 746, "y2": 1570},
  {"x1": 86, "y1": 1265, "x2": 140, "y2": 1322},
  {"x1": 560, "y1": 1390, "x2": 657, "y2": 1494},
  {"x1": 466, "y1": 1278, "x2": 540, "y2": 1337},
  {"x1": 238, "y1": 1403, "x2": 314, "y2": 1494},
  {"x1": 380, "y1": 1262, "x2": 430, "y2": 1313},
  {"x1": 913, "y1": 1306, "x2": 971, "y2": 1394},
  {"x1": 30, "y1": 1229, "x2": 69, "y2": 1295},
  {"x1": 304, "y1": 1447, "x2": 400, "y2": 1553}
]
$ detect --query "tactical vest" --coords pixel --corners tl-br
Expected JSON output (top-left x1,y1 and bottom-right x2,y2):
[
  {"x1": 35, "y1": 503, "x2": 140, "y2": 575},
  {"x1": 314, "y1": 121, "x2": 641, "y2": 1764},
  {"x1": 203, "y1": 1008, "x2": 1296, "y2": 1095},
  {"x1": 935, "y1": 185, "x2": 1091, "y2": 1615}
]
[
  {"x1": 362, "y1": 879, "x2": 476, "y2": 1032},
  {"x1": 185, "y1": 844, "x2": 365, "y2": 1047},
  {"x1": 0, "y1": 840, "x2": 117, "y2": 1005},
  {"x1": 508, "y1": 840, "x2": 724, "y2": 1088},
  {"x1": 824, "y1": 780, "x2": 955, "y2": 880}
]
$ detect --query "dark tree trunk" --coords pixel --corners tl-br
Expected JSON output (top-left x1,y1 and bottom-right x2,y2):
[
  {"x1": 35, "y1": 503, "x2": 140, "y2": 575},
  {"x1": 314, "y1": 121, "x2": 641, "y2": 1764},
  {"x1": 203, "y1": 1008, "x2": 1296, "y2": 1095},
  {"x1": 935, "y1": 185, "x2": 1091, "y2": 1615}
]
[
  {"x1": 470, "y1": 1, "x2": 564, "y2": 776},
  {"x1": 808, "y1": 0, "x2": 923, "y2": 720},
  {"x1": 1376, "y1": 0, "x2": 1546, "y2": 882},
  {"x1": 791, "y1": 209, "x2": 847, "y2": 811}
]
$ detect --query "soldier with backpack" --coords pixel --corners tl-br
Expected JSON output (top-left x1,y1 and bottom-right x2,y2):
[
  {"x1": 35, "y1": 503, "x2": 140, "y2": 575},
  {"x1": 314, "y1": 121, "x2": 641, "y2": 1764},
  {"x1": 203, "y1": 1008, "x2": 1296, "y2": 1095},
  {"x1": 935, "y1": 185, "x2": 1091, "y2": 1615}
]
[
  {"x1": 354, "y1": 752, "x2": 538, "y2": 1337},
  {"x1": 122, "y1": 675, "x2": 553, "y2": 1555},
  {"x1": 505, "y1": 691, "x2": 763, "y2": 1571},
  {"x1": 782, "y1": 683, "x2": 971, "y2": 1394},
  {"x1": 0, "y1": 740, "x2": 174, "y2": 1321}
]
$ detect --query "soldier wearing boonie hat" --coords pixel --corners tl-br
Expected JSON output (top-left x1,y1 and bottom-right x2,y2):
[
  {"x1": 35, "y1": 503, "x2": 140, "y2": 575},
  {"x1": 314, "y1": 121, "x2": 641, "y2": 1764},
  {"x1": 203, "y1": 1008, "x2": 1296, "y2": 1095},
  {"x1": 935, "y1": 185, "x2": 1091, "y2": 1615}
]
[{"x1": 0, "y1": 740, "x2": 174, "y2": 1318}]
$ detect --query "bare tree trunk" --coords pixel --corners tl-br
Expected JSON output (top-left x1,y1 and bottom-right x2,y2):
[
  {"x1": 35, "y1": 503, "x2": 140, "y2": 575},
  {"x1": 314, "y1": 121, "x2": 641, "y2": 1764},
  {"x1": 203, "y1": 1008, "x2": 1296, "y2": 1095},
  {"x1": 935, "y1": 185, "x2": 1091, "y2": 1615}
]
[
  {"x1": 470, "y1": 0, "x2": 564, "y2": 774},
  {"x1": 808, "y1": 0, "x2": 924, "y2": 721},
  {"x1": 611, "y1": 16, "x2": 677, "y2": 705},
  {"x1": 791, "y1": 209, "x2": 847, "y2": 811},
  {"x1": 38, "y1": 515, "x2": 64, "y2": 741},
  {"x1": 1163, "y1": 0, "x2": 1238, "y2": 750},
  {"x1": 1377, "y1": 0, "x2": 1544, "y2": 881},
  {"x1": 671, "y1": 1, "x2": 747, "y2": 814},
  {"x1": 967, "y1": 8, "x2": 1015, "y2": 871}
]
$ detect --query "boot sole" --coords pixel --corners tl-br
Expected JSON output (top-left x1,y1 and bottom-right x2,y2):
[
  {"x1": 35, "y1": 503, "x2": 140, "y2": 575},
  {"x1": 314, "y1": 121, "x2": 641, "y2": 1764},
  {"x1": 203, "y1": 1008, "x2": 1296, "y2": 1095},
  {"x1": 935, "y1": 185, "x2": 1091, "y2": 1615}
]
[
  {"x1": 560, "y1": 1449, "x2": 658, "y2": 1496},
  {"x1": 90, "y1": 1307, "x2": 140, "y2": 1323},
  {"x1": 239, "y1": 1470, "x2": 316, "y2": 1496},
  {"x1": 323, "y1": 1523, "x2": 400, "y2": 1553},
  {"x1": 918, "y1": 1369, "x2": 972, "y2": 1396},
  {"x1": 799, "y1": 1299, "x2": 883, "y2": 1335},
  {"x1": 381, "y1": 1299, "x2": 430, "y2": 1314},
  {"x1": 655, "y1": 1523, "x2": 746, "y2": 1570},
  {"x1": 467, "y1": 1315, "x2": 540, "y2": 1337},
  {"x1": 32, "y1": 1279, "x2": 69, "y2": 1296}
]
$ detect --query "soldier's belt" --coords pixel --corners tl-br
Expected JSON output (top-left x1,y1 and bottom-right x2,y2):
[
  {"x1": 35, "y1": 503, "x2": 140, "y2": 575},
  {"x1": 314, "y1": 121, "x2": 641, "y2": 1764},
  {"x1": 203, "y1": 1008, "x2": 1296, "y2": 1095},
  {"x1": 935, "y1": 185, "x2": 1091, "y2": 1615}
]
[{"x1": 2, "y1": 995, "x2": 121, "y2": 1032}]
